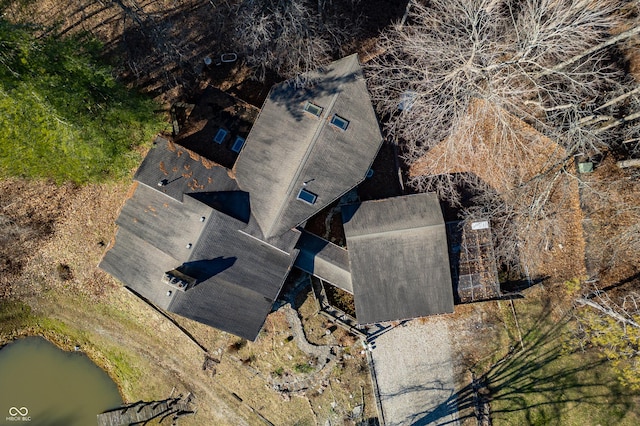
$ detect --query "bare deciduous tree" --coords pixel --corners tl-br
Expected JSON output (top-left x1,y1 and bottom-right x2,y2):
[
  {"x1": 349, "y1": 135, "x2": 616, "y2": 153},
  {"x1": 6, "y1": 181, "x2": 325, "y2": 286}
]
[
  {"x1": 367, "y1": 0, "x2": 640, "y2": 275},
  {"x1": 368, "y1": 0, "x2": 638, "y2": 160},
  {"x1": 233, "y1": 0, "x2": 361, "y2": 83}
]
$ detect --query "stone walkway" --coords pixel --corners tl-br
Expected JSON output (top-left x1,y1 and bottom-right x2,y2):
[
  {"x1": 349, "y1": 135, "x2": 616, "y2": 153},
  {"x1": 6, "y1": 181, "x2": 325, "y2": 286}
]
[
  {"x1": 269, "y1": 304, "x2": 338, "y2": 394},
  {"x1": 369, "y1": 318, "x2": 459, "y2": 426},
  {"x1": 282, "y1": 304, "x2": 334, "y2": 369}
]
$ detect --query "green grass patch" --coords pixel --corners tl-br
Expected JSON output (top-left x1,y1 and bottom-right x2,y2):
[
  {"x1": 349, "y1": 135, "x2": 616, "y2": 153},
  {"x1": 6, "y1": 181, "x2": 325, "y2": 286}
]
[
  {"x1": 294, "y1": 363, "x2": 314, "y2": 374},
  {"x1": 100, "y1": 344, "x2": 141, "y2": 384},
  {"x1": 478, "y1": 296, "x2": 640, "y2": 426},
  {"x1": 0, "y1": 299, "x2": 81, "y2": 341},
  {"x1": 0, "y1": 299, "x2": 34, "y2": 334},
  {"x1": 0, "y1": 19, "x2": 165, "y2": 184}
]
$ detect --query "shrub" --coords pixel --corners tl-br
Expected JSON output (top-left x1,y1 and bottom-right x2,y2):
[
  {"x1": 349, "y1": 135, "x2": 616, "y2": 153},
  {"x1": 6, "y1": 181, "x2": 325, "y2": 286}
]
[
  {"x1": 227, "y1": 339, "x2": 247, "y2": 353},
  {"x1": 294, "y1": 363, "x2": 314, "y2": 374}
]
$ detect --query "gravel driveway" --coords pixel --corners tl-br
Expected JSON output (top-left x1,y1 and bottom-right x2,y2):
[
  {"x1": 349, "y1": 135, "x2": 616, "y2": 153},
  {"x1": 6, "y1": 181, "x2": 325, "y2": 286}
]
[{"x1": 368, "y1": 317, "x2": 459, "y2": 426}]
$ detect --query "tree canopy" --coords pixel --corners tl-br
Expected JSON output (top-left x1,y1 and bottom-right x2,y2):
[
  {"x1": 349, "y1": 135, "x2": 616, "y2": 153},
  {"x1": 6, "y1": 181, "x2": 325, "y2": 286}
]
[
  {"x1": 232, "y1": 0, "x2": 362, "y2": 84},
  {"x1": 0, "y1": 19, "x2": 163, "y2": 184},
  {"x1": 367, "y1": 0, "x2": 640, "y2": 274}
]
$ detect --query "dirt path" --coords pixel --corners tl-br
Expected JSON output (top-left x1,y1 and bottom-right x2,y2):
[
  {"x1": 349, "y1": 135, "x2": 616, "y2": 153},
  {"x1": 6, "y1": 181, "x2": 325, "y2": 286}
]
[{"x1": 368, "y1": 318, "x2": 460, "y2": 426}]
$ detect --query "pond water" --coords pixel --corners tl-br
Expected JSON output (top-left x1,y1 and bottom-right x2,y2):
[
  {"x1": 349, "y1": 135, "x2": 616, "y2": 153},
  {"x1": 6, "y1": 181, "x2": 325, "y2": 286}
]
[{"x1": 0, "y1": 336, "x2": 122, "y2": 426}]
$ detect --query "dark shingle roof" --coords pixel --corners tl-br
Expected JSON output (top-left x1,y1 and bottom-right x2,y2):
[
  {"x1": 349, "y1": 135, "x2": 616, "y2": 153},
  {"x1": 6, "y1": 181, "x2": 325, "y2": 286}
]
[
  {"x1": 100, "y1": 227, "x2": 181, "y2": 311},
  {"x1": 100, "y1": 139, "x2": 297, "y2": 340},
  {"x1": 342, "y1": 193, "x2": 454, "y2": 324},
  {"x1": 114, "y1": 184, "x2": 211, "y2": 260},
  {"x1": 235, "y1": 54, "x2": 383, "y2": 239},
  {"x1": 294, "y1": 230, "x2": 352, "y2": 293},
  {"x1": 168, "y1": 208, "x2": 297, "y2": 340},
  {"x1": 134, "y1": 136, "x2": 238, "y2": 201}
]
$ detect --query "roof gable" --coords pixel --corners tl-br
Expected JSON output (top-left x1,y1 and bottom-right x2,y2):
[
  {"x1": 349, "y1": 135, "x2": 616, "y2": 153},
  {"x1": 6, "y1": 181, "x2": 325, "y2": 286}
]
[{"x1": 235, "y1": 54, "x2": 383, "y2": 239}]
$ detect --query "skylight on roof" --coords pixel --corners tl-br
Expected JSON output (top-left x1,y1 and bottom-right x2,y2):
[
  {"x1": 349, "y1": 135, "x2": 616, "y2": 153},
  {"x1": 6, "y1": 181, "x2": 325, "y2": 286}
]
[
  {"x1": 214, "y1": 128, "x2": 228, "y2": 144},
  {"x1": 303, "y1": 102, "x2": 323, "y2": 117},
  {"x1": 330, "y1": 114, "x2": 349, "y2": 131},
  {"x1": 231, "y1": 136, "x2": 245, "y2": 153},
  {"x1": 297, "y1": 188, "x2": 318, "y2": 205}
]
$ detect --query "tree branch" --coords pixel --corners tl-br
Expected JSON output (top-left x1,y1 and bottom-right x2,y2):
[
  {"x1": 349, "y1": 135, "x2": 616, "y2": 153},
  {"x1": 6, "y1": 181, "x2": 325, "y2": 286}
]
[
  {"x1": 540, "y1": 25, "x2": 640, "y2": 76},
  {"x1": 576, "y1": 297, "x2": 640, "y2": 328}
]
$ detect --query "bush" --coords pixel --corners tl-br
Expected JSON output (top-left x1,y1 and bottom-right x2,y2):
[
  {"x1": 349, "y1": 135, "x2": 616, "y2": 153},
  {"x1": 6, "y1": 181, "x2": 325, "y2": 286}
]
[
  {"x1": 294, "y1": 363, "x2": 314, "y2": 374},
  {"x1": 227, "y1": 339, "x2": 247, "y2": 353},
  {"x1": 56, "y1": 264, "x2": 73, "y2": 281}
]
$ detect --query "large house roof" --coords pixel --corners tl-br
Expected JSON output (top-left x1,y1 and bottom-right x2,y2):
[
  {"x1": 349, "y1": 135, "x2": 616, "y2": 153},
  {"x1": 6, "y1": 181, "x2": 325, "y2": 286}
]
[
  {"x1": 100, "y1": 139, "x2": 297, "y2": 340},
  {"x1": 235, "y1": 54, "x2": 383, "y2": 239},
  {"x1": 100, "y1": 56, "x2": 457, "y2": 340},
  {"x1": 342, "y1": 193, "x2": 454, "y2": 324}
]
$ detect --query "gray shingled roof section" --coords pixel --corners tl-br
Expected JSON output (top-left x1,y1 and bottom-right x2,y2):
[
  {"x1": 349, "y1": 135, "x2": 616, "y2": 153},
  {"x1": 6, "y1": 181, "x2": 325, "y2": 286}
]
[
  {"x1": 236, "y1": 54, "x2": 383, "y2": 239},
  {"x1": 342, "y1": 192, "x2": 446, "y2": 236},
  {"x1": 187, "y1": 211, "x2": 294, "y2": 300},
  {"x1": 294, "y1": 230, "x2": 352, "y2": 293},
  {"x1": 167, "y1": 279, "x2": 276, "y2": 340},
  {"x1": 134, "y1": 136, "x2": 238, "y2": 201},
  {"x1": 101, "y1": 173, "x2": 297, "y2": 341},
  {"x1": 99, "y1": 183, "x2": 215, "y2": 314},
  {"x1": 99, "y1": 227, "x2": 179, "y2": 311},
  {"x1": 100, "y1": 183, "x2": 212, "y2": 310},
  {"x1": 168, "y1": 211, "x2": 297, "y2": 339},
  {"x1": 342, "y1": 193, "x2": 454, "y2": 324},
  {"x1": 115, "y1": 184, "x2": 211, "y2": 261}
]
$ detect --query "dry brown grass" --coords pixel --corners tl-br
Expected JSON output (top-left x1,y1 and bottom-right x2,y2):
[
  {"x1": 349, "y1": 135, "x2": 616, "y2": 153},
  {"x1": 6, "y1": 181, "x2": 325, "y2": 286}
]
[
  {"x1": 580, "y1": 157, "x2": 640, "y2": 284},
  {"x1": 409, "y1": 98, "x2": 567, "y2": 195}
]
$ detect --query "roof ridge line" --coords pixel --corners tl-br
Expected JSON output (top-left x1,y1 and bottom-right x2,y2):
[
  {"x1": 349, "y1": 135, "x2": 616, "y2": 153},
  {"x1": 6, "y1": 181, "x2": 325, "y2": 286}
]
[
  {"x1": 346, "y1": 222, "x2": 446, "y2": 239},
  {"x1": 236, "y1": 228, "x2": 291, "y2": 256},
  {"x1": 263, "y1": 75, "x2": 346, "y2": 238}
]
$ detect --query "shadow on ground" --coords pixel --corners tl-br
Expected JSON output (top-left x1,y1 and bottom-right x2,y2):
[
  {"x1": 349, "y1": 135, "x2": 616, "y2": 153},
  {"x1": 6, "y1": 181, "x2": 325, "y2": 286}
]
[
  {"x1": 409, "y1": 301, "x2": 634, "y2": 425},
  {"x1": 14, "y1": 0, "x2": 412, "y2": 104}
]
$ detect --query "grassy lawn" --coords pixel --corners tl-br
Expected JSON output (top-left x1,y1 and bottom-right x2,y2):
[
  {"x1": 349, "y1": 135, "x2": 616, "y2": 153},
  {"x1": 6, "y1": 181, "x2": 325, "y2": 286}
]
[
  {"x1": 478, "y1": 290, "x2": 640, "y2": 426},
  {"x1": 0, "y1": 19, "x2": 165, "y2": 184}
]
